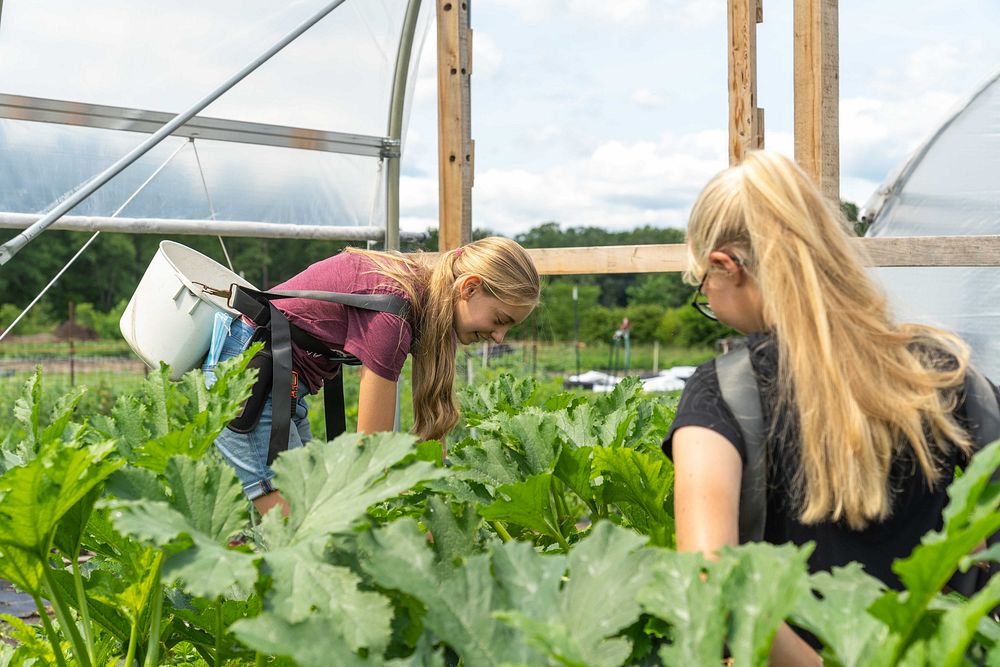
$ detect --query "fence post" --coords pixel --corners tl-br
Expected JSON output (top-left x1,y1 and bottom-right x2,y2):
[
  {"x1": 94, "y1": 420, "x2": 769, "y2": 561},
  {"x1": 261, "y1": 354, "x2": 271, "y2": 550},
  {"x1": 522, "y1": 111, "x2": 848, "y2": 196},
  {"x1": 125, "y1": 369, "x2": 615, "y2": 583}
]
[{"x1": 68, "y1": 301, "x2": 76, "y2": 387}]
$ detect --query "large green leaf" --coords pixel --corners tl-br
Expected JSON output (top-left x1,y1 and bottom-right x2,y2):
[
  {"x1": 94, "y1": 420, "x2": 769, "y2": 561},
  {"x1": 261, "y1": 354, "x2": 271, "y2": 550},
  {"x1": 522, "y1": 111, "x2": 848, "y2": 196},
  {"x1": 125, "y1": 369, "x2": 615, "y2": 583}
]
[
  {"x1": 721, "y1": 542, "x2": 813, "y2": 666},
  {"x1": 11, "y1": 371, "x2": 43, "y2": 452},
  {"x1": 0, "y1": 545, "x2": 45, "y2": 594},
  {"x1": 254, "y1": 544, "x2": 393, "y2": 654},
  {"x1": 103, "y1": 466, "x2": 168, "y2": 504},
  {"x1": 448, "y1": 433, "x2": 523, "y2": 491},
  {"x1": 112, "y1": 499, "x2": 257, "y2": 600},
  {"x1": 640, "y1": 550, "x2": 733, "y2": 666},
  {"x1": 0, "y1": 439, "x2": 121, "y2": 592},
  {"x1": 39, "y1": 384, "x2": 87, "y2": 447},
  {"x1": 230, "y1": 614, "x2": 378, "y2": 667},
  {"x1": 926, "y1": 572, "x2": 1000, "y2": 666},
  {"x1": 52, "y1": 485, "x2": 102, "y2": 559},
  {"x1": 592, "y1": 446, "x2": 674, "y2": 546},
  {"x1": 45, "y1": 568, "x2": 132, "y2": 644},
  {"x1": 869, "y1": 439, "x2": 1000, "y2": 664},
  {"x1": 110, "y1": 456, "x2": 256, "y2": 600},
  {"x1": 122, "y1": 351, "x2": 258, "y2": 471},
  {"x1": 460, "y1": 374, "x2": 537, "y2": 424},
  {"x1": 479, "y1": 473, "x2": 566, "y2": 545},
  {"x1": 554, "y1": 446, "x2": 600, "y2": 508},
  {"x1": 494, "y1": 522, "x2": 657, "y2": 667},
  {"x1": 475, "y1": 409, "x2": 563, "y2": 476},
  {"x1": 788, "y1": 563, "x2": 887, "y2": 667},
  {"x1": 423, "y1": 496, "x2": 485, "y2": 566},
  {"x1": 259, "y1": 432, "x2": 446, "y2": 549},
  {"x1": 162, "y1": 456, "x2": 247, "y2": 543},
  {"x1": 641, "y1": 543, "x2": 812, "y2": 666},
  {"x1": 89, "y1": 395, "x2": 150, "y2": 459},
  {"x1": 361, "y1": 519, "x2": 543, "y2": 666}
]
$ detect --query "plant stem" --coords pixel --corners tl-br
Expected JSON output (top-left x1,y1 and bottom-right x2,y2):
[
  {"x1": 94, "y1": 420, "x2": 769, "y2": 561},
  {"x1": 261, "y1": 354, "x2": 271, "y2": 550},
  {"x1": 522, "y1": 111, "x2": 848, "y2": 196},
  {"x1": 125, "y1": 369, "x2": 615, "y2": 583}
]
[
  {"x1": 142, "y1": 561, "x2": 163, "y2": 667},
  {"x1": 32, "y1": 592, "x2": 68, "y2": 667},
  {"x1": 491, "y1": 520, "x2": 513, "y2": 542},
  {"x1": 71, "y1": 557, "x2": 97, "y2": 666},
  {"x1": 124, "y1": 619, "x2": 139, "y2": 667},
  {"x1": 42, "y1": 562, "x2": 92, "y2": 667},
  {"x1": 548, "y1": 486, "x2": 572, "y2": 552},
  {"x1": 255, "y1": 651, "x2": 266, "y2": 667},
  {"x1": 215, "y1": 597, "x2": 224, "y2": 667}
]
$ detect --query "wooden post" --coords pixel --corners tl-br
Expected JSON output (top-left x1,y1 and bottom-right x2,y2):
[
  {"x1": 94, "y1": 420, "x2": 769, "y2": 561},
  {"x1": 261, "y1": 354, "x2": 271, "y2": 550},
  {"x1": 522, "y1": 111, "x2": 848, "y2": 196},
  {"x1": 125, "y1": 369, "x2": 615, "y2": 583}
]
[
  {"x1": 728, "y1": 0, "x2": 765, "y2": 165},
  {"x1": 436, "y1": 0, "x2": 473, "y2": 251},
  {"x1": 794, "y1": 0, "x2": 839, "y2": 200}
]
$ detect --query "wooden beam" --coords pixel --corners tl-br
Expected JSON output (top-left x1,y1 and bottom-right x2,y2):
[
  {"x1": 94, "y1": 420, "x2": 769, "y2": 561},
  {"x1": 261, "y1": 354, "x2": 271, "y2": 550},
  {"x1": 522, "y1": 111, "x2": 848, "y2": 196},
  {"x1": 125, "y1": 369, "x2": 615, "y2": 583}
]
[
  {"x1": 857, "y1": 236, "x2": 1000, "y2": 267},
  {"x1": 408, "y1": 236, "x2": 1000, "y2": 275},
  {"x1": 794, "y1": 0, "x2": 839, "y2": 200},
  {"x1": 728, "y1": 0, "x2": 765, "y2": 165},
  {"x1": 436, "y1": 0, "x2": 473, "y2": 251}
]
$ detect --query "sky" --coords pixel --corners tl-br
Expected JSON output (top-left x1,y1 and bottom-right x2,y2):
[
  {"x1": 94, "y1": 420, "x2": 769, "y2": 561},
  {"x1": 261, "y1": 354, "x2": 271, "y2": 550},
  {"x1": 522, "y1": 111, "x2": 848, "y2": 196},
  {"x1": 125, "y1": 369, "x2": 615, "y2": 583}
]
[
  {"x1": 398, "y1": 0, "x2": 1000, "y2": 235},
  {"x1": 0, "y1": 0, "x2": 999, "y2": 239}
]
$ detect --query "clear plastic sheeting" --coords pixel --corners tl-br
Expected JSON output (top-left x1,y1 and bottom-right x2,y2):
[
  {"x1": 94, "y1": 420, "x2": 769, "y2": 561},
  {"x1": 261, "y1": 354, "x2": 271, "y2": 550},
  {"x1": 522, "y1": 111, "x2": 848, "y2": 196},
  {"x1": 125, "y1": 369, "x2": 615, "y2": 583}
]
[
  {"x1": 863, "y1": 69, "x2": 1000, "y2": 378},
  {"x1": 0, "y1": 121, "x2": 381, "y2": 227},
  {"x1": 0, "y1": 0, "x2": 431, "y2": 232}
]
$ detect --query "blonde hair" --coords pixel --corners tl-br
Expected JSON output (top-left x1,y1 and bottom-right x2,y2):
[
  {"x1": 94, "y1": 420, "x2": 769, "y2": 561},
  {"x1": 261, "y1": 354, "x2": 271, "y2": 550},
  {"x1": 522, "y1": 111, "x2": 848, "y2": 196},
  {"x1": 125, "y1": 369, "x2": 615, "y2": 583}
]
[
  {"x1": 347, "y1": 237, "x2": 539, "y2": 441},
  {"x1": 686, "y1": 150, "x2": 972, "y2": 529}
]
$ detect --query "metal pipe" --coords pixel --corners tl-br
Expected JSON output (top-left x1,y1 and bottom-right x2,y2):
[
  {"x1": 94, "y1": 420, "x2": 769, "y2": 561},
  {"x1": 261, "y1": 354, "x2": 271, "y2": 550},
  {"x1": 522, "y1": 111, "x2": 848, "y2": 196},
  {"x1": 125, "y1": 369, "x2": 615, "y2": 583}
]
[
  {"x1": 0, "y1": 0, "x2": 350, "y2": 266},
  {"x1": 384, "y1": 0, "x2": 423, "y2": 251},
  {"x1": 0, "y1": 212, "x2": 429, "y2": 242}
]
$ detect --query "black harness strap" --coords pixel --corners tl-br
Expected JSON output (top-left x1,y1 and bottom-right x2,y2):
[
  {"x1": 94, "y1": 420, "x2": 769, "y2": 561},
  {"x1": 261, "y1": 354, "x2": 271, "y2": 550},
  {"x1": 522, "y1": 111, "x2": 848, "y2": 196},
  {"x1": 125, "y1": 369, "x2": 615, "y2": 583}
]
[
  {"x1": 715, "y1": 345, "x2": 767, "y2": 544},
  {"x1": 268, "y1": 303, "x2": 294, "y2": 466},
  {"x1": 226, "y1": 284, "x2": 412, "y2": 466}
]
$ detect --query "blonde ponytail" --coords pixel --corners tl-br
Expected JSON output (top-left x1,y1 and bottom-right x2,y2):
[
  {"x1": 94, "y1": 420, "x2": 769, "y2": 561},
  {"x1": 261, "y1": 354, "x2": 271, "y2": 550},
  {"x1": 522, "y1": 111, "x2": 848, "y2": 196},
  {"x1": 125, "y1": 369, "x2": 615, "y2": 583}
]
[{"x1": 687, "y1": 151, "x2": 972, "y2": 529}]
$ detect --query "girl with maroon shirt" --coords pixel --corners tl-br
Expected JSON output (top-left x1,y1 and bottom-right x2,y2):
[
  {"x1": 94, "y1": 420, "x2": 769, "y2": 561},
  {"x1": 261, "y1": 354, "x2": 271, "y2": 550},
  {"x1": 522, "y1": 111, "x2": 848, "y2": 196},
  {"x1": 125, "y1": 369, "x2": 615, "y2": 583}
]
[{"x1": 204, "y1": 236, "x2": 539, "y2": 516}]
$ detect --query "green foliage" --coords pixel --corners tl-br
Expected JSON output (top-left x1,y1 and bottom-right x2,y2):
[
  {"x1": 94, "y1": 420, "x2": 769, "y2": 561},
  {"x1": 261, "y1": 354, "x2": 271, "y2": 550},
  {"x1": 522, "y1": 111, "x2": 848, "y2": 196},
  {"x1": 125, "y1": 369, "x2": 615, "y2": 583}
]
[
  {"x1": 0, "y1": 301, "x2": 56, "y2": 334},
  {"x1": 626, "y1": 272, "x2": 691, "y2": 309},
  {"x1": 72, "y1": 300, "x2": 128, "y2": 339},
  {"x1": 657, "y1": 304, "x2": 735, "y2": 347},
  {"x1": 1, "y1": 368, "x2": 999, "y2": 666}
]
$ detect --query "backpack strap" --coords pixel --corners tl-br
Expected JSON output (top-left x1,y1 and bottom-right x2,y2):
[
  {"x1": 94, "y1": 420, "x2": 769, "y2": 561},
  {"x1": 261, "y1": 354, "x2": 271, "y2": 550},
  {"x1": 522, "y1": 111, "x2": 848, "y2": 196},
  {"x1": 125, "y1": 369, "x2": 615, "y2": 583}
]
[
  {"x1": 229, "y1": 284, "x2": 412, "y2": 325},
  {"x1": 225, "y1": 284, "x2": 412, "y2": 466},
  {"x1": 964, "y1": 367, "x2": 1000, "y2": 449},
  {"x1": 715, "y1": 344, "x2": 767, "y2": 544}
]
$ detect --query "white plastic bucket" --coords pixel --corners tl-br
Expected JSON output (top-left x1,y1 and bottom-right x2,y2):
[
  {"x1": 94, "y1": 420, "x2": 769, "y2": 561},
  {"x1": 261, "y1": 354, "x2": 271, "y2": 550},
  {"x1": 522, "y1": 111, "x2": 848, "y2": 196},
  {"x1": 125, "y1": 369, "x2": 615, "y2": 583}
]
[{"x1": 120, "y1": 241, "x2": 256, "y2": 380}]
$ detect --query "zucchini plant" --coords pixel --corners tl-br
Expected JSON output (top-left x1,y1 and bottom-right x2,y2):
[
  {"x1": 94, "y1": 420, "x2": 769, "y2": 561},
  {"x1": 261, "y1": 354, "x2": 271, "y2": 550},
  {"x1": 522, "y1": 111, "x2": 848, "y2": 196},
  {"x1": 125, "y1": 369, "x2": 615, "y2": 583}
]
[{"x1": 0, "y1": 366, "x2": 998, "y2": 666}]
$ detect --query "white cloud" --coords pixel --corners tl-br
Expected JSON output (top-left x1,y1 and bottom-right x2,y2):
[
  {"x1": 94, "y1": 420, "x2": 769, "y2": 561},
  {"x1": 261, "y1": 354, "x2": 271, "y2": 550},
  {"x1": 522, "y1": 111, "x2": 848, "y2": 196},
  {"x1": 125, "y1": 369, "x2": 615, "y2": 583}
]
[
  {"x1": 491, "y1": 0, "x2": 559, "y2": 23},
  {"x1": 568, "y1": 0, "x2": 653, "y2": 26},
  {"x1": 631, "y1": 88, "x2": 665, "y2": 108},
  {"x1": 472, "y1": 32, "x2": 505, "y2": 81},
  {"x1": 658, "y1": 1, "x2": 726, "y2": 29},
  {"x1": 402, "y1": 129, "x2": 731, "y2": 234}
]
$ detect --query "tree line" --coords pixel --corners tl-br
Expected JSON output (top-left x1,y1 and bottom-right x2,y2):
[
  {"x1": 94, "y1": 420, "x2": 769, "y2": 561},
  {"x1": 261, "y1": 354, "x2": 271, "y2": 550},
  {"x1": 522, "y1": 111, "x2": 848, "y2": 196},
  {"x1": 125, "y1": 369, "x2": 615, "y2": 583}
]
[{"x1": 0, "y1": 203, "x2": 857, "y2": 345}]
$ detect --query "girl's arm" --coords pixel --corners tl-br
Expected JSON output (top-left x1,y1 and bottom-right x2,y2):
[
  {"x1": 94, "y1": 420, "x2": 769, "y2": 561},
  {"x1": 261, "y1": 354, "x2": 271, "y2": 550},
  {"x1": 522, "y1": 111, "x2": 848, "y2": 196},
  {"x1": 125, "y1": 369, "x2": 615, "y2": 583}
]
[
  {"x1": 672, "y1": 425, "x2": 821, "y2": 667},
  {"x1": 672, "y1": 425, "x2": 741, "y2": 552},
  {"x1": 356, "y1": 365, "x2": 398, "y2": 434}
]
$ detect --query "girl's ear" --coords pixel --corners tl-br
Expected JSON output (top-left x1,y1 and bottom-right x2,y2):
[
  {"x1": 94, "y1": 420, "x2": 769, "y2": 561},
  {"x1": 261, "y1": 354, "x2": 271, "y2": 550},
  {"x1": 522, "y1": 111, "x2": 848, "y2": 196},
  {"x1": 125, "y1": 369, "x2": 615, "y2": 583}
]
[
  {"x1": 458, "y1": 276, "x2": 481, "y2": 300},
  {"x1": 707, "y1": 251, "x2": 746, "y2": 284}
]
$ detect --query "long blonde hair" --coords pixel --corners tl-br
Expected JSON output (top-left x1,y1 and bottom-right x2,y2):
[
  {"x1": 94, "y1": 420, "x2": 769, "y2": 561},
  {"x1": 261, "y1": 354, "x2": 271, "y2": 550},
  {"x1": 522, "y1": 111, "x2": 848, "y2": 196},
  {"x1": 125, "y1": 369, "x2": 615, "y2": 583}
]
[
  {"x1": 686, "y1": 150, "x2": 972, "y2": 529},
  {"x1": 347, "y1": 237, "x2": 539, "y2": 441}
]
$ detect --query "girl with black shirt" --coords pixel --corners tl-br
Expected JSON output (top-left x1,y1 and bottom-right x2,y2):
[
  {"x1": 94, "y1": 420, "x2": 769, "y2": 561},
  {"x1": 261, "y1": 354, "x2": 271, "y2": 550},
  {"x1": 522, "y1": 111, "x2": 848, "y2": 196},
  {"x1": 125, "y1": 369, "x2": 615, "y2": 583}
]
[{"x1": 664, "y1": 151, "x2": 993, "y2": 666}]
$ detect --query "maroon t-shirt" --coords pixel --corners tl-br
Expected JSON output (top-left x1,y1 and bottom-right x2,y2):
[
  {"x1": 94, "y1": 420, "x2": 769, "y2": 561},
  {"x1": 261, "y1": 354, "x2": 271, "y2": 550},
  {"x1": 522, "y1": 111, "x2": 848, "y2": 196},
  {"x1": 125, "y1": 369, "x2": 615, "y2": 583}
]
[{"x1": 271, "y1": 252, "x2": 417, "y2": 393}]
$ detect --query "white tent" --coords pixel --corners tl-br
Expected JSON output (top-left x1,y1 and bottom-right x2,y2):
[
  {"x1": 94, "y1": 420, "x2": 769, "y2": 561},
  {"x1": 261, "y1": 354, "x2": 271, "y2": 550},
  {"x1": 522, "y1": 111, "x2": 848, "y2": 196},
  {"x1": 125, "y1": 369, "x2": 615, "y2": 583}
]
[
  {"x1": 0, "y1": 0, "x2": 431, "y2": 252},
  {"x1": 861, "y1": 69, "x2": 1000, "y2": 378}
]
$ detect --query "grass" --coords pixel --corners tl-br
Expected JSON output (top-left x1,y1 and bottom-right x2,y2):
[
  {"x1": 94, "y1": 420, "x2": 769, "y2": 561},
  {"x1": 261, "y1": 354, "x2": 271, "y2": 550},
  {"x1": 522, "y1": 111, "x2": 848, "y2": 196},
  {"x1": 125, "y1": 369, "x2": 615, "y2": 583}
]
[{"x1": 0, "y1": 339, "x2": 711, "y2": 440}]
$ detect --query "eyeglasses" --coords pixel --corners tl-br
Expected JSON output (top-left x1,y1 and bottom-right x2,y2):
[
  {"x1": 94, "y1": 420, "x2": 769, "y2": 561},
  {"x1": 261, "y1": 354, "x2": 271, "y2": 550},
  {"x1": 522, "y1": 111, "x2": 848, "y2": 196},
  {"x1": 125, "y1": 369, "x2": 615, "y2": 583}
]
[{"x1": 690, "y1": 254, "x2": 744, "y2": 321}]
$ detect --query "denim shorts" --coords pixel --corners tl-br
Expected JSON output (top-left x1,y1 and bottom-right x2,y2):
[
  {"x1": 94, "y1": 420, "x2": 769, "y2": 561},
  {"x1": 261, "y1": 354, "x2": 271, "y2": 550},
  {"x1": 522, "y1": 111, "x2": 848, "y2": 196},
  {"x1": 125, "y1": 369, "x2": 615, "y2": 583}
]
[{"x1": 203, "y1": 317, "x2": 311, "y2": 500}]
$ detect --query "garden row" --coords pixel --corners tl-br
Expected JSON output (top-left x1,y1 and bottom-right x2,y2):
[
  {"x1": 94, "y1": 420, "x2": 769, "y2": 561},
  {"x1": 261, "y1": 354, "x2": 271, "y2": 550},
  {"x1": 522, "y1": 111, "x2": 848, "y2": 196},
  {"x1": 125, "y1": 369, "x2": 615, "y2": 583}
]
[{"x1": 0, "y1": 352, "x2": 998, "y2": 666}]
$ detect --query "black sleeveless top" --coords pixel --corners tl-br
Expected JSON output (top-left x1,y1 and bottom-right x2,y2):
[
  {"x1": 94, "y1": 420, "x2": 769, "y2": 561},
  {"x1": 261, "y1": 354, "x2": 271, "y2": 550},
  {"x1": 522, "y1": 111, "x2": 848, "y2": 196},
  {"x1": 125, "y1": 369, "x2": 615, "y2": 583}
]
[{"x1": 663, "y1": 331, "x2": 993, "y2": 591}]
